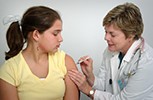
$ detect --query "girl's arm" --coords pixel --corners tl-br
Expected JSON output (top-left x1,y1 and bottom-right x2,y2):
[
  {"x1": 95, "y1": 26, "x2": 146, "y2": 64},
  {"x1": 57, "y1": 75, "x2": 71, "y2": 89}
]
[
  {"x1": 0, "y1": 79, "x2": 19, "y2": 100},
  {"x1": 63, "y1": 54, "x2": 80, "y2": 100}
]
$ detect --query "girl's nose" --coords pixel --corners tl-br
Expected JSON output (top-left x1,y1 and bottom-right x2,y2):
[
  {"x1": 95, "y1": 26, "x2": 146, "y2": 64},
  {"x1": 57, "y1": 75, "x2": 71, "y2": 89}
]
[{"x1": 58, "y1": 34, "x2": 63, "y2": 42}]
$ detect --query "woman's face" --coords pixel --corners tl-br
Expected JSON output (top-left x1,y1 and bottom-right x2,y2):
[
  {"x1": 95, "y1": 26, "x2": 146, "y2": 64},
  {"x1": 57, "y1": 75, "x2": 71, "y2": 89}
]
[
  {"x1": 104, "y1": 24, "x2": 134, "y2": 54},
  {"x1": 38, "y1": 20, "x2": 63, "y2": 53}
]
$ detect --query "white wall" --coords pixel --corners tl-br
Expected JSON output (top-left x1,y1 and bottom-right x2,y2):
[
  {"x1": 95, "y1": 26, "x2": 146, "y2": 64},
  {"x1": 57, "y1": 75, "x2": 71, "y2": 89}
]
[{"x1": 0, "y1": 0, "x2": 153, "y2": 100}]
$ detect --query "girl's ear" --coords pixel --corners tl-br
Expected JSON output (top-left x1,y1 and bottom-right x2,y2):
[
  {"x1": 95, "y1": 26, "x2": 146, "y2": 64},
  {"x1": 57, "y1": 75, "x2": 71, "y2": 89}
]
[{"x1": 32, "y1": 30, "x2": 40, "y2": 41}]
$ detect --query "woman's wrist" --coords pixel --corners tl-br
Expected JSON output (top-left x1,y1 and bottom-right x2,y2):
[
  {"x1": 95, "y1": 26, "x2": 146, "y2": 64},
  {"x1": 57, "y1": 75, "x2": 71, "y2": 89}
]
[
  {"x1": 87, "y1": 88, "x2": 95, "y2": 100},
  {"x1": 86, "y1": 73, "x2": 95, "y2": 86}
]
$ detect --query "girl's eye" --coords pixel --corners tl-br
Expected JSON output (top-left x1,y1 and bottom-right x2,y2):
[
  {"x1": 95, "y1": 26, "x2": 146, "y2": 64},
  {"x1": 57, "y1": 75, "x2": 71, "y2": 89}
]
[{"x1": 53, "y1": 31, "x2": 58, "y2": 36}]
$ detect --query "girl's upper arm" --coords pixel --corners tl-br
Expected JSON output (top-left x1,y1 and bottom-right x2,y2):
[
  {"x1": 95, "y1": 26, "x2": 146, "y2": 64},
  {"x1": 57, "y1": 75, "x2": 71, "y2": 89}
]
[
  {"x1": 0, "y1": 79, "x2": 19, "y2": 100},
  {"x1": 63, "y1": 54, "x2": 80, "y2": 100}
]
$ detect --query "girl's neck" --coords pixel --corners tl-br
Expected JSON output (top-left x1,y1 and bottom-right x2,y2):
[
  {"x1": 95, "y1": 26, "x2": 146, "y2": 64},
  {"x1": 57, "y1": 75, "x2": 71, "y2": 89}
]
[{"x1": 22, "y1": 45, "x2": 48, "y2": 63}]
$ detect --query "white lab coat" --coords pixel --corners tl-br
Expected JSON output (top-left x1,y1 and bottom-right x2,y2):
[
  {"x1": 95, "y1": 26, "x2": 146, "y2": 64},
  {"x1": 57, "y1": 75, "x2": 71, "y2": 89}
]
[{"x1": 93, "y1": 39, "x2": 153, "y2": 100}]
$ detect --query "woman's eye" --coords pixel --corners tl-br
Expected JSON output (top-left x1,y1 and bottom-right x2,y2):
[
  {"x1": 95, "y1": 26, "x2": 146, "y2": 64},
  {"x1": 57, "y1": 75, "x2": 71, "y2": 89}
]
[
  {"x1": 111, "y1": 34, "x2": 116, "y2": 37},
  {"x1": 110, "y1": 33, "x2": 116, "y2": 37}
]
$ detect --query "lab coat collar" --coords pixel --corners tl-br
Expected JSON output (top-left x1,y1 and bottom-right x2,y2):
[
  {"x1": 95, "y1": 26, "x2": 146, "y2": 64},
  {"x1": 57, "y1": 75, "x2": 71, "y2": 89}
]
[
  {"x1": 123, "y1": 38, "x2": 142, "y2": 62},
  {"x1": 110, "y1": 53, "x2": 120, "y2": 80}
]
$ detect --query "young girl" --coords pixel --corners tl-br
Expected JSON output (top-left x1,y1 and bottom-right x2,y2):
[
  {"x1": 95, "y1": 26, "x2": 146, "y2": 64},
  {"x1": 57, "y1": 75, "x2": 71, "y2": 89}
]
[{"x1": 0, "y1": 6, "x2": 79, "y2": 100}]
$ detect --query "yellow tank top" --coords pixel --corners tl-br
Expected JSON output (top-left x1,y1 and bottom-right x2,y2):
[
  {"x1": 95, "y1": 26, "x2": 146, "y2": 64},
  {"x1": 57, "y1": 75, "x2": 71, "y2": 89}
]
[{"x1": 0, "y1": 50, "x2": 67, "y2": 100}]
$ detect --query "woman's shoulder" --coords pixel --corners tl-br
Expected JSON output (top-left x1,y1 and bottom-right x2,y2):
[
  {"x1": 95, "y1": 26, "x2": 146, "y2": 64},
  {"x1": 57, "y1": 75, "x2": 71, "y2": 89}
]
[
  {"x1": 143, "y1": 42, "x2": 153, "y2": 57},
  {"x1": 140, "y1": 42, "x2": 153, "y2": 63}
]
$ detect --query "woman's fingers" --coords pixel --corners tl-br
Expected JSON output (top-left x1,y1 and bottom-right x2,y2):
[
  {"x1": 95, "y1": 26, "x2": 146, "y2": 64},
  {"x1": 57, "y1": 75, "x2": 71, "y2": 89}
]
[
  {"x1": 68, "y1": 70, "x2": 86, "y2": 87},
  {"x1": 68, "y1": 70, "x2": 92, "y2": 94}
]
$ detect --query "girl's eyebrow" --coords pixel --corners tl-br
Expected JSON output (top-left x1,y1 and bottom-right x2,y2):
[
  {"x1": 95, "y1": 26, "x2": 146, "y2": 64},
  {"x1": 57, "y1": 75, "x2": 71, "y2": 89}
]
[
  {"x1": 54, "y1": 29, "x2": 62, "y2": 33},
  {"x1": 56, "y1": 30, "x2": 62, "y2": 32}
]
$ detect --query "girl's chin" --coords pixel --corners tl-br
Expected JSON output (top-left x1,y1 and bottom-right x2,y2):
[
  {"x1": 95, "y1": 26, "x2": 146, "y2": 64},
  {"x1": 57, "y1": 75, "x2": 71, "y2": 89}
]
[{"x1": 50, "y1": 49, "x2": 58, "y2": 54}]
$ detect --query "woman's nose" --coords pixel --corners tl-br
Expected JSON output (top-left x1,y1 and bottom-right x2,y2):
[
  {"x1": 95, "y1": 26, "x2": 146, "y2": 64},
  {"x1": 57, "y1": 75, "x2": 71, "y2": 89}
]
[{"x1": 104, "y1": 33, "x2": 110, "y2": 41}]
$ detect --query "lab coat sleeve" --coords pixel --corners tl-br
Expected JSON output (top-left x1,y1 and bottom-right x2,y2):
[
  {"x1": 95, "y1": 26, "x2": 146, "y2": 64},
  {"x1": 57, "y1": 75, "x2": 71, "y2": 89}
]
[
  {"x1": 92, "y1": 48, "x2": 111, "y2": 91},
  {"x1": 92, "y1": 49, "x2": 108, "y2": 90},
  {"x1": 94, "y1": 90, "x2": 112, "y2": 100},
  {"x1": 92, "y1": 66, "x2": 106, "y2": 91}
]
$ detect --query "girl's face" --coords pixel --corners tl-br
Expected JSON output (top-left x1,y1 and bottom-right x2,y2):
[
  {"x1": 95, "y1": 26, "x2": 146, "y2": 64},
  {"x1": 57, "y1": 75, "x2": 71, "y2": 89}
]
[
  {"x1": 104, "y1": 24, "x2": 134, "y2": 54},
  {"x1": 38, "y1": 20, "x2": 63, "y2": 53}
]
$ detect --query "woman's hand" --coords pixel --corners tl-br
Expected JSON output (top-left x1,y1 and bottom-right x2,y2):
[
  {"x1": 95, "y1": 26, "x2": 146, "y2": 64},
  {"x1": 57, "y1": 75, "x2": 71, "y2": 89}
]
[
  {"x1": 68, "y1": 70, "x2": 92, "y2": 95},
  {"x1": 77, "y1": 56, "x2": 92, "y2": 76},
  {"x1": 78, "y1": 56, "x2": 95, "y2": 86}
]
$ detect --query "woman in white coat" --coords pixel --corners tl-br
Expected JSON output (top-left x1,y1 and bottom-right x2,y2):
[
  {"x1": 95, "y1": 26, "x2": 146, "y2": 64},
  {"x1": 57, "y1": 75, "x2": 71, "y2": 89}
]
[{"x1": 68, "y1": 2, "x2": 153, "y2": 100}]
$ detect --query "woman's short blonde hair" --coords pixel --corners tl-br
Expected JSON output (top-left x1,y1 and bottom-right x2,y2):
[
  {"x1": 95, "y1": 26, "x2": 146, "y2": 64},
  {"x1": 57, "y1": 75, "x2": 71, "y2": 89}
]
[{"x1": 103, "y1": 2, "x2": 144, "y2": 40}]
